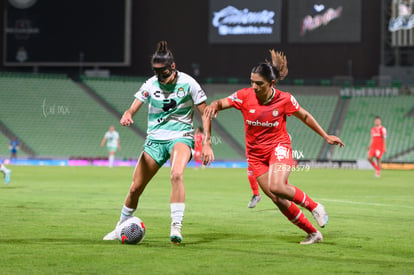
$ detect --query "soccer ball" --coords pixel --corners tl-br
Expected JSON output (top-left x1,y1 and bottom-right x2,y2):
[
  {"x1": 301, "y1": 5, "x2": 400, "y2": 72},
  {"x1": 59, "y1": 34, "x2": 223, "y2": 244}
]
[{"x1": 116, "y1": 216, "x2": 146, "y2": 245}]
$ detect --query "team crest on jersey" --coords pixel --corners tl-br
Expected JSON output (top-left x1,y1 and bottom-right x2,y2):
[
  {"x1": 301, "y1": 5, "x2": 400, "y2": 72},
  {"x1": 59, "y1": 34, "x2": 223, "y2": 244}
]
[
  {"x1": 177, "y1": 88, "x2": 186, "y2": 98},
  {"x1": 229, "y1": 92, "x2": 243, "y2": 103},
  {"x1": 142, "y1": 90, "x2": 149, "y2": 98},
  {"x1": 275, "y1": 144, "x2": 290, "y2": 161},
  {"x1": 272, "y1": 109, "x2": 279, "y2": 117}
]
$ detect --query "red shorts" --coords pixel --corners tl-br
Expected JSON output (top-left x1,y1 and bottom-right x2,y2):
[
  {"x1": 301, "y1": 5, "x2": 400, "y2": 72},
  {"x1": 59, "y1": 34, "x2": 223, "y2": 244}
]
[
  {"x1": 368, "y1": 148, "x2": 384, "y2": 159},
  {"x1": 193, "y1": 149, "x2": 202, "y2": 160},
  {"x1": 247, "y1": 144, "x2": 293, "y2": 178}
]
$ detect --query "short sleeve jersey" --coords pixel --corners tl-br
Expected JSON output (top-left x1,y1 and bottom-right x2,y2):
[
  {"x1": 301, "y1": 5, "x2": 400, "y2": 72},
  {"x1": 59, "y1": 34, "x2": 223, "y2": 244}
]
[
  {"x1": 135, "y1": 71, "x2": 207, "y2": 141},
  {"x1": 370, "y1": 126, "x2": 387, "y2": 150},
  {"x1": 104, "y1": 131, "x2": 119, "y2": 148},
  {"x1": 10, "y1": 140, "x2": 19, "y2": 150},
  {"x1": 227, "y1": 88, "x2": 300, "y2": 159}
]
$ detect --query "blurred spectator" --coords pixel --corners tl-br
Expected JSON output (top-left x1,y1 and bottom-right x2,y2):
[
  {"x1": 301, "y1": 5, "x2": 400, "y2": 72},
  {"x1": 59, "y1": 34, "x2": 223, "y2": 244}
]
[{"x1": 9, "y1": 137, "x2": 20, "y2": 160}]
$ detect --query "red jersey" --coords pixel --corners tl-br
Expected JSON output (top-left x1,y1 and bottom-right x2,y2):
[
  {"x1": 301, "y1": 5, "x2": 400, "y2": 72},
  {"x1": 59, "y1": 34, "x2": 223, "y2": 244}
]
[
  {"x1": 370, "y1": 126, "x2": 387, "y2": 150},
  {"x1": 194, "y1": 133, "x2": 203, "y2": 152},
  {"x1": 227, "y1": 87, "x2": 300, "y2": 159}
]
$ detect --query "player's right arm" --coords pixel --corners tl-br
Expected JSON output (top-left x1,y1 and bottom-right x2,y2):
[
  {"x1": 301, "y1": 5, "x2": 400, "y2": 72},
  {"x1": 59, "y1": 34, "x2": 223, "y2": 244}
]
[
  {"x1": 367, "y1": 136, "x2": 373, "y2": 151},
  {"x1": 100, "y1": 137, "x2": 106, "y2": 147},
  {"x1": 120, "y1": 99, "x2": 144, "y2": 126}
]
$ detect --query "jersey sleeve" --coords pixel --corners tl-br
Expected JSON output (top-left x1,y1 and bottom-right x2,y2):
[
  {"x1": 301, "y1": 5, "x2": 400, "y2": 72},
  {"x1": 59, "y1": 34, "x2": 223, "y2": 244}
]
[
  {"x1": 226, "y1": 89, "x2": 244, "y2": 110},
  {"x1": 189, "y1": 78, "x2": 207, "y2": 105},
  {"x1": 285, "y1": 94, "x2": 301, "y2": 115},
  {"x1": 382, "y1": 127, "x2": 387, "y2": 139},
  {"x1": 134, "y1": 80, "x2": 151, "y2": 104}
]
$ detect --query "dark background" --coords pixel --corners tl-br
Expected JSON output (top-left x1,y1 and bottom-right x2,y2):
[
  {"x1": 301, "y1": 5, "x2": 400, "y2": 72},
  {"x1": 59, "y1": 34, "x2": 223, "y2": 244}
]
[
  {"x1": 287, "y1": 0, "x2": 362, "y2": 43},
  {"x1": 4, "y1": 0, "x2": 127, "y2": 64},
  {"x1": 0, "y1": 0, "x2": 381, "y2": 81}
]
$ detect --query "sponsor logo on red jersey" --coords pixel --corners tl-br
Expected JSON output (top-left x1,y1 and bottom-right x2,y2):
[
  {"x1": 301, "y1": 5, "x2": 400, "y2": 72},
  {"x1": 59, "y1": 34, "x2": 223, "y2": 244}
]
[{"x1": 246, "y1": 119, "x2": 279, "y2": 127}]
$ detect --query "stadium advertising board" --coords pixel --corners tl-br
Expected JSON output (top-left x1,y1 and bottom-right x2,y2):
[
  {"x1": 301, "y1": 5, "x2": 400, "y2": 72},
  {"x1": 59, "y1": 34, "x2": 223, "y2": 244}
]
[
  {"x1": 288, "y1": 0, "x2": 361, "y2": 43},
  {"x1": 4, "y1": 0, "x2": 131, "y2": 66},
  {"x1": 208, "y1": 0, "x2": 282, "y2": 44}
]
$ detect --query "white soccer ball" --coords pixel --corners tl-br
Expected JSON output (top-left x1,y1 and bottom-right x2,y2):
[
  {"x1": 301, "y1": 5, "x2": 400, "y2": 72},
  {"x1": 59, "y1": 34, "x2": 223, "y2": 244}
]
[{"x1": 116, "y1": 216, "x2": 146, "y2": 245}]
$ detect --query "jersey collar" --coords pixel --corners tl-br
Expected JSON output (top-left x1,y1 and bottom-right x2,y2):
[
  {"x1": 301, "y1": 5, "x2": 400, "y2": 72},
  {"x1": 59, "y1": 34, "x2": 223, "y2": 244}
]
[{"x1": 262, "y1": 88, "x2": 276, "y2": 105}]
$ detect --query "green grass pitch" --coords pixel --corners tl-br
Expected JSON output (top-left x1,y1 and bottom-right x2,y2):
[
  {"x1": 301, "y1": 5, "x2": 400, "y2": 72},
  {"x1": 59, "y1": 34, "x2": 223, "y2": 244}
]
[{"x1": 1, "y1": 166, "x2": 413, "y2": 274}]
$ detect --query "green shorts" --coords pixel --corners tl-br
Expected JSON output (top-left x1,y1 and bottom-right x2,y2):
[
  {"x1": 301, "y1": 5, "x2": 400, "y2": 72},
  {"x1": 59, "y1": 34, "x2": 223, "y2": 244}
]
[
  {"x1": 144, "y1": 138, "x2": 194, "y2": 167},
  {"x1": 107, "y1": 146, "x2": 118, "y2": 152}
]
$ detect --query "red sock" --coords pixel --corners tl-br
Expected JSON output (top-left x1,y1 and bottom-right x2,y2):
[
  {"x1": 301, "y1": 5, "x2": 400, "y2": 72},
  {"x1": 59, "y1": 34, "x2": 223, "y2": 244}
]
[
  {"x1": 281, "y1": 203, "x2": 317, "y2": 234},
  {"x1": 195, "y1": 159, "x2": 202, "y2": 167},
  {"x1": 369, "y1": 160, "x2": 379, "y2": 171},
  {"x1": 292, "y1": 186, "x2": 318, "y2": 212},
  {"x1": 248, "y1": 174, "x2": 260, "y2": 196}
]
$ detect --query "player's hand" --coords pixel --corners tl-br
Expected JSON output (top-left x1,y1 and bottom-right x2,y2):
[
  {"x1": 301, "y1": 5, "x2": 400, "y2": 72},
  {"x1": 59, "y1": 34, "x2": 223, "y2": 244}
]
[
  {"x1": 120, "y1": 112, "x2": 134, "y2": 126},
  {"x1": 204, "y1": 102, "x2": 219, "y2": 120},
  {"x1": 201, "y1": 144, "x2": 215, "y2": 166},
  {"x1": 326, "y1": 135, "x2": 345, "y2": 147}
]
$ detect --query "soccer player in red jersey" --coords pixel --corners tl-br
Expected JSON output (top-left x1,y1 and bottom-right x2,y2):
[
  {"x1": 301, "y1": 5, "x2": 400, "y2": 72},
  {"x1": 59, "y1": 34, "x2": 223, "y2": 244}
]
[
  {"x1": 194, "y1": 127, "x2": 204, "y2": 169},
  {"x1": 367, "y1": 116, "x2": 387, "y2": 177},
  {"x1": 202, "y1": 50, "x2": 344, "y2": 244}
]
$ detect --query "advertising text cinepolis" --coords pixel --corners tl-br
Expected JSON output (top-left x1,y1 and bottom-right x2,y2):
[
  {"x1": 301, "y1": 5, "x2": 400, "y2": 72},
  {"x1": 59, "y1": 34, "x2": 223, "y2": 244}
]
[{"x1": 246, "y1": 119, "x2": 279, "y2": 127}]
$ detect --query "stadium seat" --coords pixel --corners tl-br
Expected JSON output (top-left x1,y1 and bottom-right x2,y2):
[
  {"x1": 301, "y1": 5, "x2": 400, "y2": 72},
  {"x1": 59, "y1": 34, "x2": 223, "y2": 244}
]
[
  {"x1": 0, "y1": 73, "x2": 143, "y2": 159},
  {"x1": 331, "y1": 96, "x2": 414, "y2": 161}
]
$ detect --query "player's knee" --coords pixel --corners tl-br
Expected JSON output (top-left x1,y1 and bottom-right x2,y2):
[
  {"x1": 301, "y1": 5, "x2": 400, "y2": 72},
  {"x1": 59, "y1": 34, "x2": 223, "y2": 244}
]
[
  {"x1": 274, "y1": 196, "x2": 289, "y2": 208},
  {"x1": 170, "y1": 171, "x2": 183, "y2": 185}
]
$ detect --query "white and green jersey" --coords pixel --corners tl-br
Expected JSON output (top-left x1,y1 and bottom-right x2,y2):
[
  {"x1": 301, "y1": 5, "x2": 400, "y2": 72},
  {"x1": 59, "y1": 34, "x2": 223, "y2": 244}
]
[
  {"x1": 135, "y1": 71, "x2": 207, "y2": 141},
  {"x1": 104, "y1": 131, "x2": 119, "y2": 148}
]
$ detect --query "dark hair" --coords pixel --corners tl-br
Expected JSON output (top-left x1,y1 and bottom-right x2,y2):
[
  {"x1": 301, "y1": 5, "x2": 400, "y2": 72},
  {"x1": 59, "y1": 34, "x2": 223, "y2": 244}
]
[
  {"x1": 375, "y1": 116, "x2": 381, "y2": 119},
  {"x1": 251, "y1": 49, "x2": 288, "y2": 84},
  {"x1": 151, "y1": 41, "x2": 174, "y2": 65}
]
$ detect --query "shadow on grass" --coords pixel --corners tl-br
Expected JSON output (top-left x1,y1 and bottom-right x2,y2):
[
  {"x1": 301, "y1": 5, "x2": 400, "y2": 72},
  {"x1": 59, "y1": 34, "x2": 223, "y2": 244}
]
[{"x1": 0, "y1": 231, "x2": 310, "y2": 248}]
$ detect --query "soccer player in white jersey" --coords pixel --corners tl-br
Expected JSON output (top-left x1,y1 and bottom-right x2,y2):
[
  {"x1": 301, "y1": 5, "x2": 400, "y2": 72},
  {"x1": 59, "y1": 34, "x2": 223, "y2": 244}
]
[
  {"x1": 100, "y1": 126, "x2": 120, "y2": 168},
  {"x1": 103, "y1": 41, "x2": 210, "y2": 244}
]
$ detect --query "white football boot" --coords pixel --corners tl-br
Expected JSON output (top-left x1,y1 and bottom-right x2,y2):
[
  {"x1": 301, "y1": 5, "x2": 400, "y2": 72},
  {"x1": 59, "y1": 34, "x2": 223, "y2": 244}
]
[
  {"x1": 300, "y1": 231, "x2": 323, "y2": 245},
  {"x1": 103, "y1": 222, "x2": 121, "y2": 240},
  {"x1": 4, "y1": 169, "x2": 11, "y2": 185},
  {"x1": 247, "y1": 195, "x2": 261, "y2": 208},
  {"x1": 311, "y1": 203, "x2": 329, "y2": 228},
  {"x1": 170, "y1": 222, "x2": 182, "y2": 244}
]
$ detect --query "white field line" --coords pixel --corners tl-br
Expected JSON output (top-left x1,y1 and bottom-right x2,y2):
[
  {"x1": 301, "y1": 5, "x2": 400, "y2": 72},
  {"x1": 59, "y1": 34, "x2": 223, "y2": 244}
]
[{"x1": 321, "y1": 198, "x2": 414, "y2": 209}]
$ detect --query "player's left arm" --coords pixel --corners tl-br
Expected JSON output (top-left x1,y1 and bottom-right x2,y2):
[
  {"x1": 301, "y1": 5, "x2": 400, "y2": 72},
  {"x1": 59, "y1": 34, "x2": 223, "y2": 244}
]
[
  {"x1": 293, "y1": 107, "x2": 345, "y2": 147},
  {"x1": 196, "y1": 102, "x2": 215, "y2": 165}
]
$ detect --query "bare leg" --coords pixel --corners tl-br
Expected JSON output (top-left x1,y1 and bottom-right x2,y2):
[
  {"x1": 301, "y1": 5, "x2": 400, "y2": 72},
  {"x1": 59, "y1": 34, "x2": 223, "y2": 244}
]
[
  {"x1": 169, "y1": 142, "x2": 191, "y2": 203},
  {"x1": 169, "y1": 142, "x2": 191, "y2": 243},
  {"x1": 125, "y1": 151, "x2": 160, "y2": 209}
]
